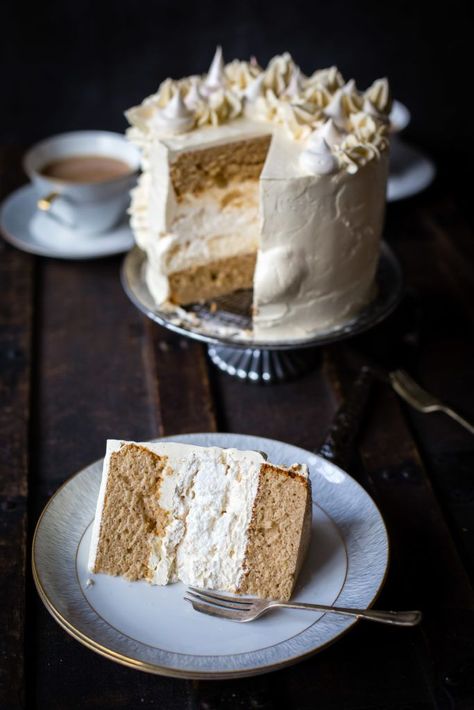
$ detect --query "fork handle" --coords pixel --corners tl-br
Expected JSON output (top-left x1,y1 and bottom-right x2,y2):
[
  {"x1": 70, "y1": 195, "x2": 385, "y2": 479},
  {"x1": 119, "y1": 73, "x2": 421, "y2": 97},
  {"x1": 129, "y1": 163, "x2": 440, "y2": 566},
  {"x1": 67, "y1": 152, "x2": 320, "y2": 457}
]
[
  {"x1": 440, "y1": 406, "x2": 474, "y2": 435},
  {"x1": 271, "y1": 602, "x2": 422, "y2": 627}
]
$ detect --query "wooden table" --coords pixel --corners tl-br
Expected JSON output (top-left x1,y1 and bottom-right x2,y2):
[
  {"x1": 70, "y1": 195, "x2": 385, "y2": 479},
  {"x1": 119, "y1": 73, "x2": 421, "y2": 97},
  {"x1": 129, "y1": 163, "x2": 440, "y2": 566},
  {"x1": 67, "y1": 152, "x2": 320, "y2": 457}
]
[{"x1": 2, "y1": 149, "x2": 474, "y2": 709}]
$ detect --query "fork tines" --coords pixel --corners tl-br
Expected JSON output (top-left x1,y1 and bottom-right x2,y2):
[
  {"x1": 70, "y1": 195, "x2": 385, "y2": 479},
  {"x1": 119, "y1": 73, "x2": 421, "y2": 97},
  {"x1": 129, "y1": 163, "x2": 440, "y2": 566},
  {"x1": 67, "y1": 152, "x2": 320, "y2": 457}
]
[
  {"x1": 186, "y1": 586, "x2": 253, "y2": 609},
  {"x1": 184, "y1": 586, "x2": 259, "y2": 621}
]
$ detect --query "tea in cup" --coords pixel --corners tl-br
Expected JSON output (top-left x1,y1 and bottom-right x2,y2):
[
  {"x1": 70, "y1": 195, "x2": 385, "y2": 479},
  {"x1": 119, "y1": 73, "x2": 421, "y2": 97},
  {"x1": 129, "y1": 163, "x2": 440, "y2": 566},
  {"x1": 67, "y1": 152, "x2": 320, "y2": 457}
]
[{"x1": 23, "y1": 131, "x2": 140, "y2": 235}]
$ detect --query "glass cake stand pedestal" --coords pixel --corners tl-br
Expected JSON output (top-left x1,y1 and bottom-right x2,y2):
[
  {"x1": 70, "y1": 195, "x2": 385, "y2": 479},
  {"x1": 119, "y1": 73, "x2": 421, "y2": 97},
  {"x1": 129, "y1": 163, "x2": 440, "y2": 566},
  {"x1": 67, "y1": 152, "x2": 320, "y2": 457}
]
[{"x1": 121, "y1": 242, "x2": 403, "y2": 384}]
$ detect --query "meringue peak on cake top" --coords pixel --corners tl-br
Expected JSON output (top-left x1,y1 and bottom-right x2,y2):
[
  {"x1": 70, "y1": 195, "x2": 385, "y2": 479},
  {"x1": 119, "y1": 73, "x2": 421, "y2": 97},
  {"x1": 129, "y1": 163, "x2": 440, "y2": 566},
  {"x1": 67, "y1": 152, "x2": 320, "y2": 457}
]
[{"x1": 126, "y1": 47, "x2": 391, "y2": 175}]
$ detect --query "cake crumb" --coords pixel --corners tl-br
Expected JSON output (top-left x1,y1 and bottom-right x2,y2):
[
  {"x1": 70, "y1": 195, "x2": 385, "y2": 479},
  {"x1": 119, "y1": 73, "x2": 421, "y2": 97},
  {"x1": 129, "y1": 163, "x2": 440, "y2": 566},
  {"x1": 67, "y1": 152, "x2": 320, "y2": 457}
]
[{"x1": 86, "y1": 578, "x2": 95, "y2": 588}]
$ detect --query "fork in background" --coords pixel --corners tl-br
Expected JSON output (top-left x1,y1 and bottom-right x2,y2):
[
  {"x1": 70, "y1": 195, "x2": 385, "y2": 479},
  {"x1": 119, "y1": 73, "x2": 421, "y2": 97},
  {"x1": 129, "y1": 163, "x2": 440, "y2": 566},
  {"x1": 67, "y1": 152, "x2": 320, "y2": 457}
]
[
  {"x1": 390, "y1": 369, "x2": 474, "y2": 434},
  {"x1": 185, "y1": 587, "x2": 422, "y2": 627}
]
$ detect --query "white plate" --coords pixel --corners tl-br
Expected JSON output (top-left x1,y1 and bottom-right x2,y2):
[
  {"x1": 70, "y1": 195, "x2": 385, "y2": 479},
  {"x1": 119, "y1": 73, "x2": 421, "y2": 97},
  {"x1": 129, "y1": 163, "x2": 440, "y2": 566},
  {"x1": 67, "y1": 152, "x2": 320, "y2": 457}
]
[
  {"x1": 33, "y1": 433, "x2": 389, "y2": 678},
  {"x1": 388, "y1": 137, "x2": 436, "y2": 202},
  {"x1": 0, "y1": 184, "x2": 134, "y2": 259}
]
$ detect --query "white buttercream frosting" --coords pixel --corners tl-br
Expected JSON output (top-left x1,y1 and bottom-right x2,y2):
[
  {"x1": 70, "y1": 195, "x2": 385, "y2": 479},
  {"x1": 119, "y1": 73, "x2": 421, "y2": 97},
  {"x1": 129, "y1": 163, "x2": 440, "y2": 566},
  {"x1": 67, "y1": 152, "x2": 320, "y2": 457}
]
[
  {"x1": 126, "y1": 51, "x2": 389, "y2": 157},
  {"x1": 319, "y1": 118, "x2": 346, "y2": 146},
  {"x1": 202, "y1": 45, "x2": 226, "y2": 94},
  {"x1": 184, "y1": 78, "x2": 202, "y2": 110},
  {"x1": 300, "y1": 136, "x2": 338, "y2": 175},
  {"x1": 152, "y1": 90, "x2": 194, "y2": 134},
  {"x1": 253, "y1": 128, "x2": 389, "y2": 340},
  {"x1": 244, "y1": 73, "x2": 266, "y2": 103},
  {"x1": 364, "y1": 77, "x2": 392, "y2": 115}
]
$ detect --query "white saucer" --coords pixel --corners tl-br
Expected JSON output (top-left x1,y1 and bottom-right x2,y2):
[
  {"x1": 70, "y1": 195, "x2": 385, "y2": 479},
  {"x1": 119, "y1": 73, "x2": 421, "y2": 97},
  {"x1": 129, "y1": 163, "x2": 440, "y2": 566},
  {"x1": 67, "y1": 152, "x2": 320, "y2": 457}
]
[
  {"x1": 0, "y1": 184, "x2": 134, "y2": 259},
  {"x1": 387, "y1": 137, "x2": 436, "y2": 202},
  {"x1": 33, "y1": 432, "x2": 389, "y2": 679},
  {"x1": 389, "y1": 100, "x2": 411, "y2": 134}
]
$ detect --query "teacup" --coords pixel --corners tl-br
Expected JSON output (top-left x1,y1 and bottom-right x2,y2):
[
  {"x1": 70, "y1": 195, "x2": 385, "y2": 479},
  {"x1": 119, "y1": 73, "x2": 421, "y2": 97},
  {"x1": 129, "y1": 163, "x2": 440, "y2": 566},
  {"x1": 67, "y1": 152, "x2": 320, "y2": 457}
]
[{"x1": 23, "y1": 131, "x2": 140, "y2": 235}]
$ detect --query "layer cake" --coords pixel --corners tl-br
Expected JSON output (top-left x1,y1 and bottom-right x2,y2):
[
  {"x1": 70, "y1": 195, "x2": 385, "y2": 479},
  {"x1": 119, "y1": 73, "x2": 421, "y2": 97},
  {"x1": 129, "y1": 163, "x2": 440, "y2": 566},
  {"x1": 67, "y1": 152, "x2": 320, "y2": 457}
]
[
  {"x1": 127, "y1": 49, "x2": 391, "y2": 340},
  {"x1": 88, "y1": 441, "x2": 312, "y2": 601}
]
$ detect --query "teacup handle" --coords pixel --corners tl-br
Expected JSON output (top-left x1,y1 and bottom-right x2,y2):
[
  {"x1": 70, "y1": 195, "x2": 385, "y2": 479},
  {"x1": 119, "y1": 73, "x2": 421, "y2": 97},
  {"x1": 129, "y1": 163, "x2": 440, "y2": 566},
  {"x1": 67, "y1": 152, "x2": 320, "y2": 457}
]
[{"x1": 37, "y1": 191, "x2": 76, "y2": 229}]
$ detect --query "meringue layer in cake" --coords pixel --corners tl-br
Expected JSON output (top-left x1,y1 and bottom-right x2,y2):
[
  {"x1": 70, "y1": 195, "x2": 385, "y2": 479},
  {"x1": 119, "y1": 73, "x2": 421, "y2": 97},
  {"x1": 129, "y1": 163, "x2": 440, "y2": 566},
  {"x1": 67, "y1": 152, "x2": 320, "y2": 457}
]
[
  {"x1": 88, "y1": 441, "x2": 312, "y2": 601},
  {"x1": 127, "y1": 49, "x2": 391, "y2": 340}
]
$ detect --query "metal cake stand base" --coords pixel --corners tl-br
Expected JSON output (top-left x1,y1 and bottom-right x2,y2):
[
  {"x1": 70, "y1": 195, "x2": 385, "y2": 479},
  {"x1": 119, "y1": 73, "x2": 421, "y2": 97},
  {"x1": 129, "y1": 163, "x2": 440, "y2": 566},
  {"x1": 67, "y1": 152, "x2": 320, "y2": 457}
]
[
  {"x1": 208, "y1": 345, "x2": 321, "y2": 384},
  {"x1": 121, "y1": 242, "x2": 403, "y2": 385}
]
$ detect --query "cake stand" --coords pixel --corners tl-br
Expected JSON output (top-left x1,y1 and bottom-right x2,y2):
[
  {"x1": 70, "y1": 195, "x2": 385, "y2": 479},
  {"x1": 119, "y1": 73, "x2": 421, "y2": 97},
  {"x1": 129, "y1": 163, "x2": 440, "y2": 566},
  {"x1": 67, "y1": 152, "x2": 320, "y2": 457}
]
[{"x1": 121, "y1": 242, "x2": 403, "y2": 384}]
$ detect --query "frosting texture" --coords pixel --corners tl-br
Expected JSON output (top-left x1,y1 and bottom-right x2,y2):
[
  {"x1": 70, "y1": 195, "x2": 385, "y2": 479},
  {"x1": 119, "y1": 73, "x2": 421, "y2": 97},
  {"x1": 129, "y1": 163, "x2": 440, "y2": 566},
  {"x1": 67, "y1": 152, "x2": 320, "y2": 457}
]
[{"x1": 126, "y1": 48, "x2": 390, "y2": 174}]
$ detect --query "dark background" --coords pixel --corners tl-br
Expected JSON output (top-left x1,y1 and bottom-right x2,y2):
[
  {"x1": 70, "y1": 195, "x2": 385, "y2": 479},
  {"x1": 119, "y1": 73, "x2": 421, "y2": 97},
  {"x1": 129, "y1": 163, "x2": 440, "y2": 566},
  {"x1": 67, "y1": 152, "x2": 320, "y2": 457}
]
[{"x1": 1, "y1": 0, "x2": 472, "y2": 195}]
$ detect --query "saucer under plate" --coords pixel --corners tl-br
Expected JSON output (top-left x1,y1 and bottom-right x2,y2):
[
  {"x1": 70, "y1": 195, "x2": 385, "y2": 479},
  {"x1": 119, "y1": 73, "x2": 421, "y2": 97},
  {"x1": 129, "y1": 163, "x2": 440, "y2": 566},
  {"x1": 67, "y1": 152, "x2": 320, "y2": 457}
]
[
  {"x1": 0, "y1": 184, "x2": 134, "y2": 259},
  {"x1": 387, "y1": 138, "x2": 436, "y2": 202},
  {"x1": 33, "y1": 432, "x2": 389, "y2": 679}
]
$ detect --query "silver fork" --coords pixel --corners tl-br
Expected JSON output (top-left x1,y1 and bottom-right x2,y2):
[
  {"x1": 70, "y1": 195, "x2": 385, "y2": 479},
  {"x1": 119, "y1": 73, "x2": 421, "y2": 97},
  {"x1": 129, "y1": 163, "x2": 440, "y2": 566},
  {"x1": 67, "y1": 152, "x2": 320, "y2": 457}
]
[
  {"x1": 389, "y1": 369, "x2": 474, "y2": 434},
  {"x1": 184, "y1": 587, "x2": 422, "y2": 626}
]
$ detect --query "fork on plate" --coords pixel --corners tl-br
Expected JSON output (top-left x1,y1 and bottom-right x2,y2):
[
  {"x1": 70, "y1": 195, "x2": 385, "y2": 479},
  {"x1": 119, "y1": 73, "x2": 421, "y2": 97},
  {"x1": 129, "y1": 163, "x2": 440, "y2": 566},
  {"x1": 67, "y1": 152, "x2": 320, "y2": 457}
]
[
  {"x1": 185, "y1": 587, "x2": 422, "y2": 626},
  {"x1": 389, "y1": 369, "x2": 474, "y2": 434}
]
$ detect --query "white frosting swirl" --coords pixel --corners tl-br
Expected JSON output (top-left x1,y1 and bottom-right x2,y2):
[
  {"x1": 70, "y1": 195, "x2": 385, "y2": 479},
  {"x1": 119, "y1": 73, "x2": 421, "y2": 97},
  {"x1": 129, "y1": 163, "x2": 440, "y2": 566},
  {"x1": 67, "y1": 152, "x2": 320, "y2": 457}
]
[
  {"x1": 184, "y1": 78, "x2": 202, "y2": 109},
  {"x1": 324, "y1": 84, "x2": 363, "y2": 128},
  {"x1": 364, "y1": 78, "x2": 392, "y2": 115},
  {"x1": 338, "y1": 112, "x2": 388, "y2": 173},
  {"x1": 126, "y1": 51, "x2": 391, "y2": 174},
  {"x1": 152, "y1": 90, "x2": 194, "y2": 134},
  {"x1": 303, "y1": 84, "x2": 331, "y2": 109},
  {"x1": 324, "y1": 89, "x2": 347, "y2": 128},
  {"x1": 195, "y1": 88, "x2": 242, "y2": 127},
  {"x1": 283, "y1": 67, "x2": 303, "y2": 99},
  {"x1": 225, "y1": 60, "x2": 261, "y2": 93},
  {"x1": 202, "y1": 46, "x2": 226, "y2": 95},
  {"x1": 263, "y1": 52, "x2": 295, "y2": 95},
  {"x1": 300, "y1": 135, "x2": 338, "y2": 175},
  {"x1": 305, "y1": 66, "x2": 344, "y2": 92},
  {"x1": 244, "y1": 73, "x2": 266, "y2": 103},
  {"x1": 319, "y1": 118, "x2": 346, "y2": 147}
]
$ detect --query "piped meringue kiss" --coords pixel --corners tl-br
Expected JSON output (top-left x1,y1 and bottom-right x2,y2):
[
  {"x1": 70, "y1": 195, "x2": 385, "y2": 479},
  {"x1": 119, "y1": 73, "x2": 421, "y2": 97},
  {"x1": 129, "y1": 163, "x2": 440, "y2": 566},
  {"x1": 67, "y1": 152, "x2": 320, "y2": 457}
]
[
  {"x1": 203, "y1": 46, "x2": 226, "y2": 94},
  {"x1": 342, "y1": 78, "x2": 357, "y2": 94},
  {"x1": 153, "y1": 91, "x2": 194, "y2": 134},
  {"x1": 362, "y1": 97, "x2": 389, "y2": 122},
  {"x1": 245, "y1": 73, "x2": 265, "y2": 102},
  {"x1": 300, "y1": 135, "x2": 338, "y2": 175},
  {"x1": 283, "y1": 67, "x2": 302, "y2": 99},
  {"x1": 365, "y1": 77, "x2": 392, "y2": 114},
  {"x1": 324, "y1": 89, "x2": 347, "y2": 128},
  {"x1": 185, "y1": 80, "x2": 202, "y2": 109},
  {"x1": 318, "y1": 118, "x2": 346, "y2": 147}
]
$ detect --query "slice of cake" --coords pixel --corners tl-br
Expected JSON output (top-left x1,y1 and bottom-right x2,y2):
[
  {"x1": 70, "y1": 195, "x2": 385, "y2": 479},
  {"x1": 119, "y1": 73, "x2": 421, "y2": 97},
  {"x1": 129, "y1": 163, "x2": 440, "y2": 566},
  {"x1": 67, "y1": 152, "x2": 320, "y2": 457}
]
[
  {"x1": 127, "y1": 48, "x2": 391, "y2": 340},
  {"x1": 88, "y1": 440, "x2": 312, "y2": 601}
]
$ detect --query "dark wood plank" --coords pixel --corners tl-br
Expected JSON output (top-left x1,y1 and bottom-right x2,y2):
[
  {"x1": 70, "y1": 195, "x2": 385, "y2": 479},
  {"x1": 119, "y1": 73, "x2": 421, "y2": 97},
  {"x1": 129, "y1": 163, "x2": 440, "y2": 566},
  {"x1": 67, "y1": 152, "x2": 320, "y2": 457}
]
[
  {"x1": 326, "y1": 342, "x2": 474, "y2": 708},
  {"x1": 359, "y1": 386, "x2": 474, "y2": 710},
  {"x1": 145, "y1": 324, "x2": 217, "y2": 436},
  {"x1": 0, "y1": 244, "x2": 33, "y2": 710},
  {"x1": 30, "y1": 257, "x2": 192, "y2": 709},
  {"x1": 420, "y1": 196, "x2": 474, "y2": 323},
  {"x1": 384, "y1": 196, "x2": 474, "y2": 585},
  {"x1": 214, "y1": 350, "x2": 337, "y2": 452},
  {"x1": 211, "y1": 351, "x2": 438, "y2": 709},
  {"x1": 0, "y1": 150, "x2": 33, "y2": 710}
]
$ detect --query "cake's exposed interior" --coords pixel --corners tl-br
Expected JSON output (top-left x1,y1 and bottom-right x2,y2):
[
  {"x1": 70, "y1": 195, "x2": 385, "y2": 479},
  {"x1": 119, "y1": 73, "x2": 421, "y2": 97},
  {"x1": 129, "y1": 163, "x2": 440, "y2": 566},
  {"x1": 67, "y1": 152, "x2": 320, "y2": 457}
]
[
  {"x1": 159, "y1": 135, "x2": 271, "y2": 305},
  {"x1": 238, "y1": 463, "x2": 312, "y2": 601},
  {"x1": 91, "y1": 444, "x2": 168, "y2": 581},
  {"x1": 89, "y1": 441, "x2": 312, "y2": 601}
]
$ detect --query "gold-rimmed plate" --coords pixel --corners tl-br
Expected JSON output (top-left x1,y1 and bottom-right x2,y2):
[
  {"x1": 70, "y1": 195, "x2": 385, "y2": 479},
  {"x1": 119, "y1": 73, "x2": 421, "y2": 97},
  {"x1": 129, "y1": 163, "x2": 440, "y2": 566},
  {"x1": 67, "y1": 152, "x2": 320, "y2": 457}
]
[{"x1": 32, "y1": 432, "x2": 389, "y2": 678}]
